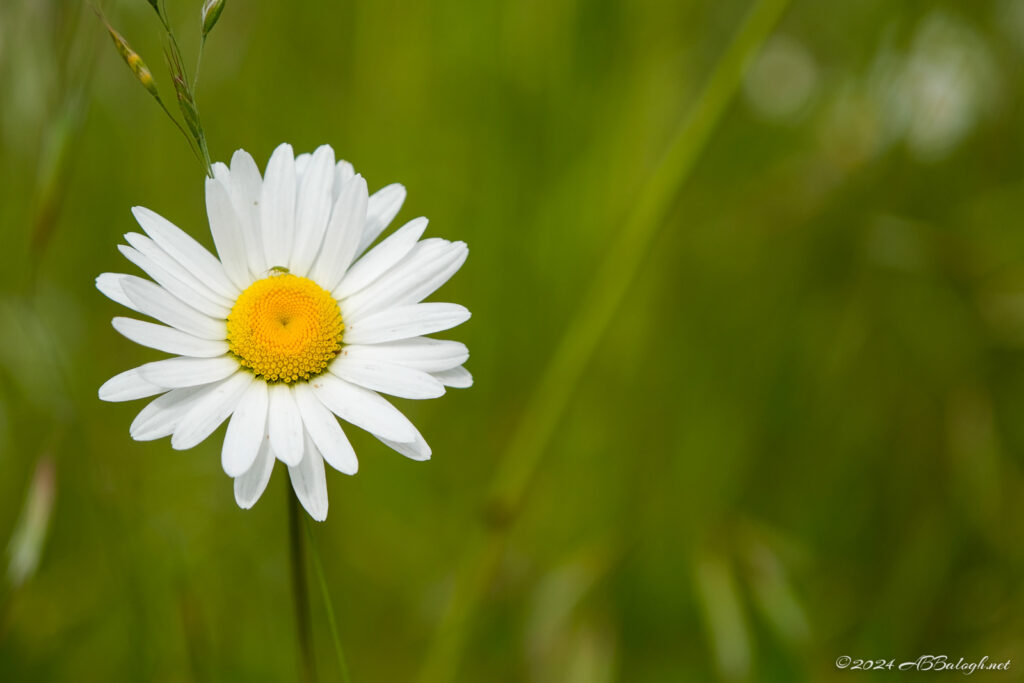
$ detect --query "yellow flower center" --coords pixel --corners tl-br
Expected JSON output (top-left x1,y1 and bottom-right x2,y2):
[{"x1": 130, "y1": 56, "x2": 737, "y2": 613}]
[{"x1": 226, "y1": 273, "x2": 343, "y2": 383}]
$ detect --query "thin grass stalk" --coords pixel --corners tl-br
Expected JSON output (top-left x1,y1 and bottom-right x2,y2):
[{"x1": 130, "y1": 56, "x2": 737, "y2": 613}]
[
  {"x1": 193, "y1": 36, "x2": 206, "y2": 95},
  {"x1": 417, "y1": 0, "x2": 793, "y2": 680}
]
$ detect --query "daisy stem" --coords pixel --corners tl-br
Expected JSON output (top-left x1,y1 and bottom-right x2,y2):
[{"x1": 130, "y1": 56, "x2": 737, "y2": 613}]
[
  {"x1": 288, "y1": 491, "x2": 317, "y2": 683},
  {"x1": 417, "y1": 0, "x2": 793, "y2": 680},
  {"x1": 303, "y1": 517, "x2": 353, "y2": 683}
]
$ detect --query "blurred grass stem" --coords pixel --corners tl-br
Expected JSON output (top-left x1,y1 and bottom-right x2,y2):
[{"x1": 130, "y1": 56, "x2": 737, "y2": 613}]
[
  {"x1": 288, "y1": 492, "x2": 316, "y2": 683},
  {"x1": 417, "y1": 0, "x2": 793, "y2": 680}
]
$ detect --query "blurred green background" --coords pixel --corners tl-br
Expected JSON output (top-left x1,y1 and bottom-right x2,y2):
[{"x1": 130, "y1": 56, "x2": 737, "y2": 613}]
[{"x1": 3, "y1": 0, "x2": 1024, "y2": 680}]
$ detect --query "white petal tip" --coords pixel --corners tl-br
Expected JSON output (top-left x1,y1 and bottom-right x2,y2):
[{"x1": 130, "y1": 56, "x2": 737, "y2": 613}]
[
  {"x1": 95, "y1": 273, "x2": 119, "y2": 292},
  {"x1": 277, "y1": 452, "x2": 303, "y2": 467},
  {"x1": 170, "y1": 436, "x2": 194, "y2": 451},
  {"x1": 234, "y1": 497, "x2": 257, "y2": 511},
  {"x1": 222, "y1": 462, "x2": 247, "y2": 478}
]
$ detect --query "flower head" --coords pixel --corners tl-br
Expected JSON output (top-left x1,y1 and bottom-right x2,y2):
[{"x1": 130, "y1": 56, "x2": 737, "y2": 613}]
[{"x1": 97, "y1": 144, "x2": 470, "y2": 520}]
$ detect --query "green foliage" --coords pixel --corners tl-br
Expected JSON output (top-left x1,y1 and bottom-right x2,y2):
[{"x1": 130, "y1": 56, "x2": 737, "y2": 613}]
[{"x1": 0, "y1": 0, "x2": 1022, "y2": 681}]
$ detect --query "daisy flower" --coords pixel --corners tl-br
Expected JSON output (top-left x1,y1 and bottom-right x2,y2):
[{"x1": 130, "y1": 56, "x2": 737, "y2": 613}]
[{"x1": 97, "y1": 144, "x2": 470, "y2": 520}]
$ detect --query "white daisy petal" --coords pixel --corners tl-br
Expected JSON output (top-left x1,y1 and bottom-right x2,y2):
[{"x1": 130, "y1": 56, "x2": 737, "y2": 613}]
[
  {"x1": 112, "y1": 318, "x2": 229, "y2": 358},
  {"x1": 340, "y1": 238, "x2": 444, "y2": 313},
  {"x1": 333, "y1": 160, "x2": 355, "y2": 201},
  {"x1": 121, "y1": 276, "x2": 227, "y2": 340},
  {"x1": 268, "y1": 383, "x2": 304, "y2": 466},
  {"x1": 309, "y1": 175, "x2": 368, "y2": 290},
  {"x1": 229, "y1": 149, "x2": 267, "y2": 275},
  {"x1": 96, "y1": 273, "x2": 142, "y2": 312},
  {"x1": 292, "y1": 382, "x2": 358, "y2": 475},
  {"x1": 287, "y1": 431, "x2": 328, "y2": 521},
  {"x1": 123, "y1": 232, "x2": 234, "y2": 310},
  {"x1": 374, "y1": 241, "x2": 467, "y2": 310},
  {"x1": 343, "y1": 238, "x2": 451, "y2": 305},
  {"x1": 138, "y1": 356, "x2": 238, "y2": 389},
  {"x1": 342, "y1": 303, "x2": 470, "y2": 345},
  {"x1": 290, "y1": 145, "x2": 336, "y2": 276},
  {"x1": 129, "y1": 385, "x2": 209, "y2": 440},
  {"x1": 171, "y1": 371, "x2": 251, "y2": 450},
  {"x1": 234, "y1": 434, "x2": 275, "y2": 509},
  {"x1": 341, "y1": 338, "x2": 468, "y2": 372},
  {"x1": 99, "y1": 367, "x2": 164, "y2": 402},
  {"x1": 260, "y1": 143, "x2": 297, "y2": 267},
  {"x1": 222, "y1": 380, "x2": 269, "y2": 476},
  {"x1": 330, "y1": 356, "x2": 445, "y2": 399},
  {"x1": 375, "y1": 428, "x2": 432, "y2": 461},
  {"x1": 334, "y1": 217, "x2": 428, "y2": 299},
  {"x1": 433, "y1": 365, "x2": 473, "y2": 388},
  {"x1": 309, "y1": 373, "x2": 416, "y2": 443},
  {"x1": 131, "y1": 206, "x2": 239, "y2": 299},
  {"x1": 356, "y1": 183, "x2": 406, "y2": 257},
  {"x1": 118, "y1": 244, "x2": 231, "y2": 319},
  {"x1": 206, "y1": 176, "x2": 252, "y2": 289},
  {"x1": 294, "y1": 152, "x2": 312, "y2": 179},
  {"x1": 393, "y1": 240, "x2": 467, "y2": 299},
  {"x1": 212, "y1": 161, "x2": 230, "y2": 184},
  {"x1": 341, "y1": 240, "x2": 468, "y2": 319}
]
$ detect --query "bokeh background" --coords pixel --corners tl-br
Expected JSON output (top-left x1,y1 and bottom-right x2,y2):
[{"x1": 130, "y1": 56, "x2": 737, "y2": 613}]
[{"x1": 2, "y1": 0, "x2": 1024, "y2": 680}]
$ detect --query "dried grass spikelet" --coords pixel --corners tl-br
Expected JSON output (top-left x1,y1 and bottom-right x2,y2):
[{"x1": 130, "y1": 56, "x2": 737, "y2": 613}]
[{"x1": 104, "y1": 24, "x2": 159, "y2": 100}]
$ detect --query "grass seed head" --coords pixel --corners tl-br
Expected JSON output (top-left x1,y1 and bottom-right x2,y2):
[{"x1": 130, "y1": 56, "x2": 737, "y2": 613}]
[
  {"x1": 105, "y1": 25, "x2": 159, "y2": 99},
  {"x1": 202, "y1": 0, "x2": 226, "y2": 37}
]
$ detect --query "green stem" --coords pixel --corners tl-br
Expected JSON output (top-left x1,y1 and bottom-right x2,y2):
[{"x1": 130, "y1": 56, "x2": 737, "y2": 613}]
[
  {"x1": 156, "y1": 0, "x2": 186, "y2": 75},
  {"x1": 193, "y1": 35, "x2": 206, "y2": 95},
  {"x1": 154, "y1": 95, "x2": 204, "y2": 167},
  {"x1": 417, "y1": 0, "x2": 793, "y2": 681},
  {"x1": 155, "y1": 0, "x2": 213, "y2": 178},
  {"x1": 288, "y1": 492, "x2": 317, "y2": 683},
  {"x1": 197, "y1": 133, "x2": 214, "y2": 178},
  {"x1": 304, "y1": 517, "x2": 353, "y2": 683}
]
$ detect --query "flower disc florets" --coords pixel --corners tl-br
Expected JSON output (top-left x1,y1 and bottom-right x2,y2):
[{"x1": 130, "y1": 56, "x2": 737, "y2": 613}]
[{"x1": 226, "y1": 272, "x2": 343, "y2": 383}]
